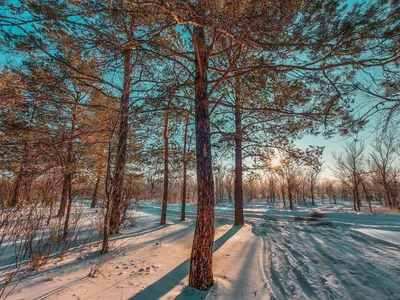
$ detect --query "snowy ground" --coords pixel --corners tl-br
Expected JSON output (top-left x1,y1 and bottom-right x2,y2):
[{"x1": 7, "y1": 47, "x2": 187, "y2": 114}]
[{"x1": 2, "y1": 201, "x2": 400, "y2": 300}]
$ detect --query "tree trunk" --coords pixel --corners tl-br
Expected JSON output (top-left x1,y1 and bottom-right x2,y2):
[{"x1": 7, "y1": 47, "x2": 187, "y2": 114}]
[
  {"x1": 101, "y1": 144, "x2": 113, "y2": 254},
  {"x1": 361, "y1": 180, "x2": 372, "y2": 213},
  {"x1": 234, "y1": 79, "x2": 244, "y2": 226},
  {"x1": 383, "y1": 183, "x2": 393, "y2": 208},
  {"x1": 58, "y1": 174, "x2": 71, "y2": 217},
  {"x1": 227, "y1": 187, "x2": 232, "y2": 203},
  {"x1": 352, "y1": 189, "x2": 358, "y2": 211},
  {"x1": 220, "y1": 181, "x2": 224, "y2": 203},
  {"x1": 356, "y1": 188, "x2": 361, "y2": 211},
  {"x1": 120, "y1": 197, "x2": 130, "y2": 226},
  {"x1": 58, "y1": 101, "x2": 77, "y2": 217},
  {"x1": 10, "y1": 170, "x2": 23, "y2": 207},
  {"x1": 47, "y1": 198, "x2": 54, "y2": 226},
  {"x1": 311, "y1": 183, "x2": 315, "y2": 206},
  {"x1": 10, "y1": 132, "x2": 30, "y2": 207},
  {"x1": 109, "y1": 24, "x2": 134, "y2": 234},
  {"x1": 189, "y1": 24, "x2": 215, "y2": 291},
  {"x1": 353, "y1": 186, "x2": 361, "y2": 212},
  {"x1": 181, "y1": 114, "x2": 189, "y2": 221},
  {"x1": 91, "y1": 174, "x2": 101, "y2": 208},
  {"x1": 161, "y1": 95, "x2": 172, "y2": 225},
  {"x1": 63, "y1": 183, "x2": 73, "y2": 240},
  {"x1": 288, "y1": 181, "x2": 293, "y2": 210}
]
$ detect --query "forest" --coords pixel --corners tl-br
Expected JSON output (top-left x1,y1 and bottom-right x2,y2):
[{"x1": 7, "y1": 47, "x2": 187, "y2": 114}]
[{"x1": 0, "y1": 1, "x2": 399, "y2": 299}]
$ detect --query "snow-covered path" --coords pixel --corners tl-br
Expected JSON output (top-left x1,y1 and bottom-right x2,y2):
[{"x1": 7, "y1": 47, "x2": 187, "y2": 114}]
[
  {"x1": 255, "y1": 218, "x2": 400, "y2": 300},
  {"x1": 135, "y1": 203, "x2": 400, "y2": 300},
  {"x1": 4, "y1": 202, "x2": 400, "y2": 300}
]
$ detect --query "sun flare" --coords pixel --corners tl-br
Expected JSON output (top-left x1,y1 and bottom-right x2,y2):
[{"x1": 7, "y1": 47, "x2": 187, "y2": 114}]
[{"x1": 271, "y1": 157, "x2": 281, "y2": 167}]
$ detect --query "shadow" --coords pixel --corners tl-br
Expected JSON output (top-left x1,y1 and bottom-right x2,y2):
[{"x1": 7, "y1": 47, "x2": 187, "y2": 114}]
[
  {"x1": 174, "y1": 286, "x2": 211, "y2": 300},
  {"x1": 114, "y1": 223, "x2": 173, "y2": 242},
  {"x1": 213, "y1": 226, "x2": 241, "y2": 251},
  {"x1": 128, "y1": 225, "x2": 242, "y2": 300},
  {"x1": 174, "y1": 235, "x2": 262, "y2": 300},
  {"x1": 23, "y1": 223, "x2": 193, "y2": 285}
]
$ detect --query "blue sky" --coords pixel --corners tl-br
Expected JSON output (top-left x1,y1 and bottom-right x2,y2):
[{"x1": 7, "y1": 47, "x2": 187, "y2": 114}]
[{"x1": 296, "y1": 127, "x2": 375, "y2": 179}]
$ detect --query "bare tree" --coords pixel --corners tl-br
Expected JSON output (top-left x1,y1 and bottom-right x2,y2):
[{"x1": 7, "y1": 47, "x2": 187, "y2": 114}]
[
  {"x1": 308, "y1": 162, "x2": 322, "y2": 206},
  {"x1": 333, "y1": 140, "x2": 365, "y2": 211},
  {"x1": 369, "y1": 131, "x2": 399, "y2": 209}
]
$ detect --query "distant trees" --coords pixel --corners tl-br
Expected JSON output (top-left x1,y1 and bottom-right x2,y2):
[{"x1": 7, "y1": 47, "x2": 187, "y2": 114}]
[
  {"x1": 269, "y1": 147, "x2": 323, "y2": 210},
  {"x1": 333, "y1": 140, "x2": 365, "y2": 211},
  {"x1": 369, "y1": 132, "x2": 399, "y2": 209},
  {"x1": 308, "y1": 162, "x2": 323, "y2": 206},
  {"x1": 331, "y1": 130, "x2": 400, "y2": 212}
]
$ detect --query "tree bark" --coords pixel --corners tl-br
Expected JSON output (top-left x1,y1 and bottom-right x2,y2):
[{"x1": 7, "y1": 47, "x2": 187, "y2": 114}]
[
  {"x1": 58, "y1": 100, "x2": 77, "y2": 217},
  {"x1": 352, "y1": 189, "x2": 358, "y2": 211},
  {"x1": 58, "y1": 174, "x2": 71, "y2": 217},
  {"x1": 311, "y1": 183, "x2": 315, "y2": 206},
  {"x1": 353, "y1": 186, "x2": 361, "y2": 211},
  {"x1": 91, "y1": 174, "x2": 101, "y2": 208},
  {"x1": 160, "y1": 95, "x2": 172, "y2": 225},
  {"x1": 109, "y1": 23, "x2": 134, "y2": 234},
  {"x1": 383, "y1": 182, "x2": 393, "y2": 208},
  {"x1": 189, "y1": 24, "x2": 215, "y2": 291},
  {"x1": 101, "y1": 142, "x2": 113, "y2": 254},
  {"x1": 234, "y1": 80, "x2": 244, "y2": 225},
  {"x1": 10, "y1": 170, "x2": 23, "y2": 207},
  {"x1": 288, "y1": 180, "x2": 294, "y2": 210},
  {"x1": 181, "y1": 114, "x2": 189, "y2": 221},
  {"x1": 63, "y1": 181, "x2": 73, "y2": 239},
  {"x1": 361, "y1": 180, "x2": 372, "y2": 213}
]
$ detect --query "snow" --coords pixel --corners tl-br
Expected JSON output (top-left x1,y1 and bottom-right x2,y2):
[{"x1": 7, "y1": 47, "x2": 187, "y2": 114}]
[
  {"x1": 2, "y1": 201, "x2": 399, "y2": 300},
  {"x1": 352, "y1": 228, "x2": 400, "y2": 247}
]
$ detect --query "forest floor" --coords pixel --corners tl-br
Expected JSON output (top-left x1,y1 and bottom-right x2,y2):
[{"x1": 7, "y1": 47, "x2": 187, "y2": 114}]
[{"x1": 3, "y1": 201, "x2": 400, "y2": 300}]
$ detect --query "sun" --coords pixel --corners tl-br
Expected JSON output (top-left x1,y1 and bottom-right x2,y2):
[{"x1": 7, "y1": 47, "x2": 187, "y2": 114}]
[{"x1": 271, "y1": 157, "x2": 281, "y2": 167}]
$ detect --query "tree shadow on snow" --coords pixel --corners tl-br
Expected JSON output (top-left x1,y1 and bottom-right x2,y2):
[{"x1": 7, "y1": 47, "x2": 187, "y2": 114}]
[{"x1": 128, "y1": 225, "x2": 242, "y2": 300}]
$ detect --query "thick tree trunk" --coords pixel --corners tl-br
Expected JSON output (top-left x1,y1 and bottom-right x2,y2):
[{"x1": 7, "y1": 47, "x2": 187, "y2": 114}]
[
  {"x1": 234, "y1": 80, "x2": 244, "y2": 225},
  {"x1": 161, "y1": 95, "x2": 172, "y2": 225},
  {"x1": 189, "y1": 25, "x2": 215, "y2": 291},
  {"x1": 91, "y1": 174, "x2": 101, "y2": 208},
  {"x1": 181, "y1": 115, "x2": 189, "y2": 221},
  {"x1": 109, "y1": 26, "x2": 134, "y2": 234}
]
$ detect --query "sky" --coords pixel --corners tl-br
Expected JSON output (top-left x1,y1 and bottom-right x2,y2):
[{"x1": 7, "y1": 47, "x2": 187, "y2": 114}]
[{"x1": 297, "y1": 130, "x2": 371, "y2": 180}]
